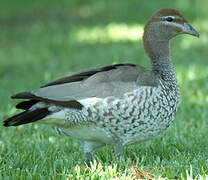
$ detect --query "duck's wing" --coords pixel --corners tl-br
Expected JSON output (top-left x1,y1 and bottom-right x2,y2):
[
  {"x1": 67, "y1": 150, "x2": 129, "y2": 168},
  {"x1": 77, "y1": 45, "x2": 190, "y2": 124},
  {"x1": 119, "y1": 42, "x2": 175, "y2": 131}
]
[{"x1": 12, "y1": 63, "x2": 158, "y2": 110}]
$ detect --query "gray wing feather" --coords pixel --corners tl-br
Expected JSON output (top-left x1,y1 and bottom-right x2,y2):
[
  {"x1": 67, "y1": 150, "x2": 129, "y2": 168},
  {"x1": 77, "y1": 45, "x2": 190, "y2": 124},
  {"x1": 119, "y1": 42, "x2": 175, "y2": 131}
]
[{"x1": 32, "y1": 65, "x2": 158, "y2": 101}]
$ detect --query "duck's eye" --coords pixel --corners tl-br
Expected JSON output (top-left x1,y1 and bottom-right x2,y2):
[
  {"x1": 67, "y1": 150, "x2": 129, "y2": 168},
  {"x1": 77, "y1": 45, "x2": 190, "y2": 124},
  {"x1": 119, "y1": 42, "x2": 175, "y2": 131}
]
[{"x1": 166, "y1": 16, "x2": 174, "y2": 22}]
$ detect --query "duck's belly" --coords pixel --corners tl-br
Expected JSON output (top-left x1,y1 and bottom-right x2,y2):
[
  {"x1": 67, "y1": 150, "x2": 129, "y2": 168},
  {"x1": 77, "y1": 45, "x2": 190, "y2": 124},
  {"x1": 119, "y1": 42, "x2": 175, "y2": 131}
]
[{"x1": 56, "y1": 125, "x2": 114, "y2": 144}]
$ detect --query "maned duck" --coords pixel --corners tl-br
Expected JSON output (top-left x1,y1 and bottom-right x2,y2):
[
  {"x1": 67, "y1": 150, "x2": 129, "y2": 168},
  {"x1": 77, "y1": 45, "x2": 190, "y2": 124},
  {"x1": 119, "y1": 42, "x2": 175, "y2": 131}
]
[{"x1": 4, "y1": 8, "x2": 199, "y2": 161}]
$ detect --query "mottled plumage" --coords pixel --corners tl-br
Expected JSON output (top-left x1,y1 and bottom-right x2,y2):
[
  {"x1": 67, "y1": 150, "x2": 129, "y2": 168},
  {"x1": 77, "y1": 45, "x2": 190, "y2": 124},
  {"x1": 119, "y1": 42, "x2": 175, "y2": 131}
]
[{"x1": 3, "y1": 8, "x2": 199, "y2": 161}]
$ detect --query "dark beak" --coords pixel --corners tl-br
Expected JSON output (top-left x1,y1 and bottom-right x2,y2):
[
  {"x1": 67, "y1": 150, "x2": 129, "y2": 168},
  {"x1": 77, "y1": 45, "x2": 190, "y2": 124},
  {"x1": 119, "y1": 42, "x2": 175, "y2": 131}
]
[{"x1": 183, "y1": 23, "x2": 200, "y2": 37}]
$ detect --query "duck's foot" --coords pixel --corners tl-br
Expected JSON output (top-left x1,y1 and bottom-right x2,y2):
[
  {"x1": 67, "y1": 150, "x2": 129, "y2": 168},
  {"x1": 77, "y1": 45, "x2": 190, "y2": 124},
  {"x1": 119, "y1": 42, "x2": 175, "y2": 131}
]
[{"x1": 84, "y1": 152, "x2": 93, "y2": 166}]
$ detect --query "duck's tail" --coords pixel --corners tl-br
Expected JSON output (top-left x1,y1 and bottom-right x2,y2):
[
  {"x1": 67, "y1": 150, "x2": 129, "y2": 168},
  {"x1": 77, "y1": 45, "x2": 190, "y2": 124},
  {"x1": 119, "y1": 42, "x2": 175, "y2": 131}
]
[{"x1": 3, "y1": 108, "x2": 50, "y2": 127}]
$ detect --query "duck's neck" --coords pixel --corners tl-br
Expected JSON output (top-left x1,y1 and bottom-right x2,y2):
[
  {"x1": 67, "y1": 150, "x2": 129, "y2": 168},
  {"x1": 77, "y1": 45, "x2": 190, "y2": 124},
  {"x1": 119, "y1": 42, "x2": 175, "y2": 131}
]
[
  {"x1": 151, "y1": 59, "x2": 176, "y2": 83},
  {"x1": 143, "y1": 35, "x2": 177, "y2": 82},
  {"x1": 143, "y1": 37, "x2": 170, "y2": 61}
]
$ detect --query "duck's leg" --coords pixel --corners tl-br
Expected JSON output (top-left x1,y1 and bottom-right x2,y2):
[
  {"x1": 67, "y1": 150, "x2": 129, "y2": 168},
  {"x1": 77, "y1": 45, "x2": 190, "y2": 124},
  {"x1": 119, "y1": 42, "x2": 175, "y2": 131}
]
[
  {"x1": 81, "y1": 141, "x2": 105, "y2": 165},
  {"x1": 114, "y1": 142, "x2": 124, "y2": 160}
]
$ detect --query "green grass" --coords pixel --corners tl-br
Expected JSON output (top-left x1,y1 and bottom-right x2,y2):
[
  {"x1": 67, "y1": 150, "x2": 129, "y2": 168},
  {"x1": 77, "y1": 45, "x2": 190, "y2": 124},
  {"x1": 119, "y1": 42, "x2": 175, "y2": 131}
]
[{"x1": 0, "y1": 0, "x2": 208, "y2": 179}]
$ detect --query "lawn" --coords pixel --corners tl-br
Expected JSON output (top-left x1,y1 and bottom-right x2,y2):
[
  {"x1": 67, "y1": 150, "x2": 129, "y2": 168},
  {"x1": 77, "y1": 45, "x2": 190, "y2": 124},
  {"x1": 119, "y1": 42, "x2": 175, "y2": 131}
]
[{"x1": 0, "y1": 0, "x2": 208, "y2": 179}]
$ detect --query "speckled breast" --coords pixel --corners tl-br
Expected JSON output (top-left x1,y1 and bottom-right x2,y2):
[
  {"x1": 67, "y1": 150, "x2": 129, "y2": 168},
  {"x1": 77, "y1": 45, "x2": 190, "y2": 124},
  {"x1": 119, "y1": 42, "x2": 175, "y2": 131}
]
[{"x1": 91, "y1": 80, "x2": 179, "y2": 146}]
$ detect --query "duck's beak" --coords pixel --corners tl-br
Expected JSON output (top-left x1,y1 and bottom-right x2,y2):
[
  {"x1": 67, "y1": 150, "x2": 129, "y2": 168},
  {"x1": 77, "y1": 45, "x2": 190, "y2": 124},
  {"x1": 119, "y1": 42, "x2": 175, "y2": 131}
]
[{"x1": 183, "y1": 22, "x2": 200, "y2": 37}]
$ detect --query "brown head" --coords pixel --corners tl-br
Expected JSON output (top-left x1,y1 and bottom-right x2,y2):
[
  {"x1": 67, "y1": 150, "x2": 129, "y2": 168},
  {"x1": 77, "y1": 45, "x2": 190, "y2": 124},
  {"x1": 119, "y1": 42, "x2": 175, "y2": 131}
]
[{"x1": 143, "y1": 8, "x2": 199, "y2": 61}]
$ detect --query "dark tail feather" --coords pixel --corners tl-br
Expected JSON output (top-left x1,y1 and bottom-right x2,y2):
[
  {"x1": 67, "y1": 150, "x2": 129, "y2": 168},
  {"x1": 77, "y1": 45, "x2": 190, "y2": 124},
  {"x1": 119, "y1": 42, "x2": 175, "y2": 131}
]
[
  {"x1": 3, "y1": 108, "x2": 50, "y2": 127},
  {"x1": 16, "y1": 100, "x2": 39, "y2": 110}
]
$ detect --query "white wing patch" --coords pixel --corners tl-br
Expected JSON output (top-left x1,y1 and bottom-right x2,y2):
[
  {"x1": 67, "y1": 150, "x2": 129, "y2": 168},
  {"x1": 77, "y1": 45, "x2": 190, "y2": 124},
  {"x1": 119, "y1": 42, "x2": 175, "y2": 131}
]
[{"x1": 78, "y1": 97, "x2": 103, "y2": 107}]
